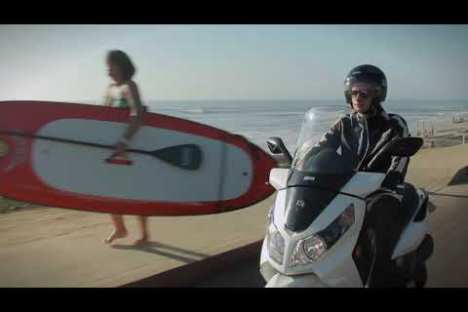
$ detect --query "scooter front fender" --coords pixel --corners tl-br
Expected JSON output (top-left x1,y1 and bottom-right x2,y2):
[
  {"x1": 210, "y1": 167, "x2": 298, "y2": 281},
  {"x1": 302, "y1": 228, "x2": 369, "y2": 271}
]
[{"x1": 265, "y1": 273, "x2": 327, "y2": 288}]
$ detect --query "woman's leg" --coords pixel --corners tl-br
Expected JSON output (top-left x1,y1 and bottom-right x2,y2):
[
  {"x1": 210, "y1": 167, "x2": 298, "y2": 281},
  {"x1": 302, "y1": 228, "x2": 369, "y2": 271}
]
[
  {"x1": 104, "y1": 214, "x2": 128, "y2": 243},
  {"x1": 134, "y1": 216, "x2": 149, "y2": 245}
]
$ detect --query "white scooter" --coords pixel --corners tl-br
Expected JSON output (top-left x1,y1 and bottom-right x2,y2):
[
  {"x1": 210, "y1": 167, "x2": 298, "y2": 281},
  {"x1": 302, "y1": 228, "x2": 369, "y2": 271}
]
[{"x1": 259, "y1": 111, "x2": 434, "y2": 288}]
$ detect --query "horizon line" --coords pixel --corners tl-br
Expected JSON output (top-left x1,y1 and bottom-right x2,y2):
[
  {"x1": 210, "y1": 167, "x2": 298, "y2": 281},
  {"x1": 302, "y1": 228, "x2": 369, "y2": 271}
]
[
  {"x1": 4, "y1": 98, "x2": 468, "y2": 103},
  {"x1": 82, "y1": 98, "x2": 468, "y2": 103}
]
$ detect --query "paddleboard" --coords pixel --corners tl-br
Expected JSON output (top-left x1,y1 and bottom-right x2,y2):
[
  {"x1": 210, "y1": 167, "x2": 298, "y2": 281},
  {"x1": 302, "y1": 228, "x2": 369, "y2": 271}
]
[{"x1": 0, "y1": 101, "x2": 276, "y2": 216}]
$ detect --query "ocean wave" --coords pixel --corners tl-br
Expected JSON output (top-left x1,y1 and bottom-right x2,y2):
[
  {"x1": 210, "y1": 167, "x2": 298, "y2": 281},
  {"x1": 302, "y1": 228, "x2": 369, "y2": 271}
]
[
  {"x1": 155, "y1": 101, "x2": 468, "y2": 152},
  {"x1": 168, "y1": 108, "x2": 307, "y2": 116},
  {"x1": 180, "y1": 108, "x2": 206, "y2": 114},
  {"x1": 252, "y1": 111, "x2": 306, "y2": 117},
  {"x1": 169, "y1": 108, "x2": 239, "y2": 115}
]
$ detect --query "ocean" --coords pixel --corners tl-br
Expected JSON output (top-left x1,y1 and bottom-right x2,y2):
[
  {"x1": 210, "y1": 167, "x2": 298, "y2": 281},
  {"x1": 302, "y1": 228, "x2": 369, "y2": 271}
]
[{"x1": 147, "y1": 99, "x2": 468, "y2": 152}]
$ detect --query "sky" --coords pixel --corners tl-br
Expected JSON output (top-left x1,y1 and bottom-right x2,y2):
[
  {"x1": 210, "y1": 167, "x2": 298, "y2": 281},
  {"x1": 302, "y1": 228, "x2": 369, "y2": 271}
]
[{"x1": 1, "y1": 25, "x2": 468, "y2": 104}]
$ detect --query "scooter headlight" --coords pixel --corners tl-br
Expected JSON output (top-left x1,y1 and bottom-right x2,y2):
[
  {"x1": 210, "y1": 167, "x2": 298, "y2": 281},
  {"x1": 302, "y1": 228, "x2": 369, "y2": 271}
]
[
  {"x1": 267, "y1": 223, "x2": 285, "y2": 265},
  {"x1": 289, "y1": 204, "x2": 355, "y2": 267},
  {"x1": 303, "y1": 235, "x2": 328, "y2": 262}
]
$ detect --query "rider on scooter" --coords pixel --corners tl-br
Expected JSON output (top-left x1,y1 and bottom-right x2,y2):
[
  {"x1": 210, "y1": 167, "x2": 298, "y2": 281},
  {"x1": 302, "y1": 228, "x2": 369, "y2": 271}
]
[
  {"x1": 316, "y1": 64, "x2": 409, "y2": 176},
  {"x1": 312, "y1": 64, "x2": 415, "y2": 286}
]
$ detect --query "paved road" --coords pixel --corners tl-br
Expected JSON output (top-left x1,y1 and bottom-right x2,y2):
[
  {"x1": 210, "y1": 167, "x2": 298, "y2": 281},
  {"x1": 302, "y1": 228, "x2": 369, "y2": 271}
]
[
  {"x1": 195, "y1": 253, "x2": 265, "y2": 287},
  {"x1": 195, "y1": 185, "x2": 468, "y2": 287}
]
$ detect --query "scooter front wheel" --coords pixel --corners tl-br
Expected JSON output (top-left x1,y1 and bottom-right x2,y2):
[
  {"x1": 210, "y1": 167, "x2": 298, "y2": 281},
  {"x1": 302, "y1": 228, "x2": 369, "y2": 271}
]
[{"x1": 413, "y1": 263, "x2": 428, "y2": 288}]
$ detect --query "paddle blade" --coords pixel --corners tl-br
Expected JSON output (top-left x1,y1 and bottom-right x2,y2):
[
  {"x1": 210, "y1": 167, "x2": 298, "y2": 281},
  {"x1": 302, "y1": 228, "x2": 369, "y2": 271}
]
[{"x1": 151, "y1": 144, "x2": 202, "y2": 170}]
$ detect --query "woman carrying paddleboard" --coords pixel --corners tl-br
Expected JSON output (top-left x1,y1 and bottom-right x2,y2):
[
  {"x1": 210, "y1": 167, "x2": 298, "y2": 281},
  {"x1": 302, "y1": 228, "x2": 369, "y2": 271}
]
[{"x1": 103, "y1": 50, "x2": 150, "y2": 246}]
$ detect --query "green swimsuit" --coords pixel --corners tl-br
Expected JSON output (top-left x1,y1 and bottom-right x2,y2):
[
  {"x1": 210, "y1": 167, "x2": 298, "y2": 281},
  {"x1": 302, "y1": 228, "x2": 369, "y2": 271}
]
[{"x1": 105, "y1": 83, "x2": 138, "y2": 116}]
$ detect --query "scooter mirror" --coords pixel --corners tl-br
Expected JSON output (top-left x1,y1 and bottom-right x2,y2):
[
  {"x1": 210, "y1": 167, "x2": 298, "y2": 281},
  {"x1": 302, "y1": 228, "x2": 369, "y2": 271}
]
[
  {"x1": 387, "y1": 137, "x2": 424, "y2": 157},
  {"x1": 266, "y1": 137, "x2": 293, "y2": 168},
  {"x1": 267, "y1": 137, "x2": 285, "y2": 154}
]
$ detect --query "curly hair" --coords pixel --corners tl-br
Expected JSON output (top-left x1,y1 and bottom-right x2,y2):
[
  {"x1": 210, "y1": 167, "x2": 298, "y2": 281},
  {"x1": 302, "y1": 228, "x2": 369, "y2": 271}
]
[{"x1": 107, "y1": 50, "x2": 136, "y2": 81}]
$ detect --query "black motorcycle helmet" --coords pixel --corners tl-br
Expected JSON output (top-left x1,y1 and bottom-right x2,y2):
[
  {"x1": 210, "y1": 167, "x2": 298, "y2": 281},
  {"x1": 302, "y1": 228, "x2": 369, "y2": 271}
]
[{"x1": 344, "y1": 64, "x2": 387, "y2": 107}]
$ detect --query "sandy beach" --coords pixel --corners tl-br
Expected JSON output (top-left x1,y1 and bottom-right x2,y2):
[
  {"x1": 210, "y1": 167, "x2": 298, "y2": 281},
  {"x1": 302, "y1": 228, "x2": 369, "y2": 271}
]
[
  {"x1": 417, "y1": 113, "x2": 468, "y2": 148},
  {"x1": 1, "y1": 115, "x2": 468, "y2": 287},
  {"x1": 0, "y1": 194, "x2": 276, "y2": 287}
]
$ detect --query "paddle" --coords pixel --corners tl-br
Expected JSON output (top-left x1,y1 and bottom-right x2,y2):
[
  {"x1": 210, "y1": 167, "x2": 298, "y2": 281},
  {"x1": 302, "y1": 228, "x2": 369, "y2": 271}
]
[{"x1": 0, "y1": 130, "x2": 202, "y2": 170}]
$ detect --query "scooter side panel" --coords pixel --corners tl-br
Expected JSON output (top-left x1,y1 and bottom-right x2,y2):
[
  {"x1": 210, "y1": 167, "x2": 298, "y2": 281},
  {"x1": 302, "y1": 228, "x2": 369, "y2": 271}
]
[
  {"x1": 310, "y1": 199, "x2": 366, "y2": 287},
  {"x1": 269, "y1": 168, "x2": 290, "y2": 190},
  {"x1": 392, "y1": 221, "x2": 429, "y2": 259},
  {"x1": 341, "y1": 172, "x2": 386, "y2": 197},
  {"x1": 392, "y1": 189, "x2": 430, "y2": 259}
]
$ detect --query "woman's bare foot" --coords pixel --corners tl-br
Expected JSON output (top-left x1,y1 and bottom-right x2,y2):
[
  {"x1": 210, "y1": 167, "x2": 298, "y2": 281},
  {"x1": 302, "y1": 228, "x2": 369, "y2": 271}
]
[
  {"x1": 133, "y1": 236, "x2": 149, "y2": 246},
  {"x1": 104, "y1": 230, "x2": 128, "y2": 244}
]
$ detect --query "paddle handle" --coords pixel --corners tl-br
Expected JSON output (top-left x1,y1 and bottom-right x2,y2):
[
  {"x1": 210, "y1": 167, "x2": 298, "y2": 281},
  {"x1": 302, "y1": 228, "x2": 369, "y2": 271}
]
[
  {"x1": 0, "y1": 130, "x2": 150, "y2": 154},
  {"x1": 105, "y1": 158, "x2": 133, "y2": 165},
  {"x1": 0, "y1": 130, "x2": 202, "y2": 170}
]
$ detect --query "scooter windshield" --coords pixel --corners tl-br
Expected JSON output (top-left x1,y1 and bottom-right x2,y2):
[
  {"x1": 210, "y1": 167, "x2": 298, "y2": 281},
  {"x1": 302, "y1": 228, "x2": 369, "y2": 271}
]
[
  {"x1": 292, "y1": 145, "x2": 354, "y2": 175},
  {"x1": 288, "y1": 145, "x2": 355, "y2": 192},
  {"x1": 283, "y1": 109, "x2": 356, "y2": 232},
  {"x1": 291, "y1": 108, "x2": 354, "y2": 175}
]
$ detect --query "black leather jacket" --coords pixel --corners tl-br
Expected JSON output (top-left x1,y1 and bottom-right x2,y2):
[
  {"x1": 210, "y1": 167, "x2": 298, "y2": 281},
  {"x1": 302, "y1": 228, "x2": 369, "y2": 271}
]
[{"x1": 314, "y1": 106, "x2": 410, "y2": 177}]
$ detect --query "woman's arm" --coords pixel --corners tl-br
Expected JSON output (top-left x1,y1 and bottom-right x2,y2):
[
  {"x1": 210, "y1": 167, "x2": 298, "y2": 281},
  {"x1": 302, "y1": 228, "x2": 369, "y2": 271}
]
[
  {"x1": 122, "y1": 81, "x2": 144, "y2": 141},
  {"x1": 104, "y1": 85, "x2": 112, "y2": 106},
  {"x1": 112, "y1": 81, "x2": 144, "y2": 158}
]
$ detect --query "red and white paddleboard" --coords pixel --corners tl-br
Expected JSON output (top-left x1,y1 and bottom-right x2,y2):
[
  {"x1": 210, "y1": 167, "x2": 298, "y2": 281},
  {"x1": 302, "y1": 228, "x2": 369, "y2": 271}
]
[{"x1": 0, "y1": 101, "x2": 276, "y2": 216}]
